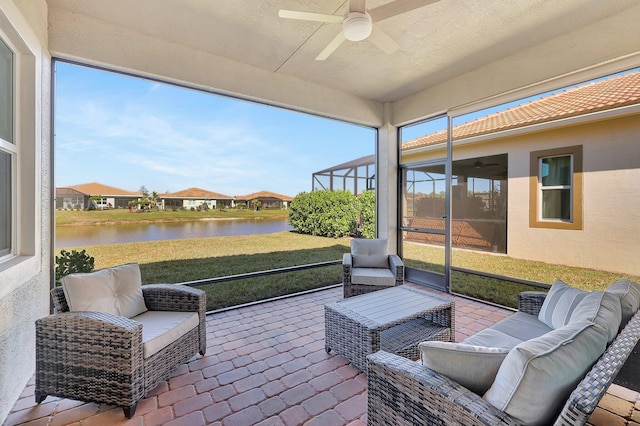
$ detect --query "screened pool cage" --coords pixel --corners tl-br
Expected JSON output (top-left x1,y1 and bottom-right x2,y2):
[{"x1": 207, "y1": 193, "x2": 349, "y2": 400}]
[{"x1": 312, "y1": 154, "x2": 375, "y2": 196}]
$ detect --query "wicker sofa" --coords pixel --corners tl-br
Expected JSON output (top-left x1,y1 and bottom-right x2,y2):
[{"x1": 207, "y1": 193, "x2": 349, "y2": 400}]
[
  {"x1": 367, "y1": 279, "x2": 640, "y2": 426},
  {"x1": 35, "y1": 264, "x2": 206, "y2": 418}
]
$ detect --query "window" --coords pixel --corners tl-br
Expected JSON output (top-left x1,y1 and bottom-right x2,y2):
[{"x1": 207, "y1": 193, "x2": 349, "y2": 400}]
[
  {"x1": 530, "y1": 146, "x2": 582, "y2": 230},
  {"x1": 0, "y1": 37, "x2": 14, "y2": 257}
]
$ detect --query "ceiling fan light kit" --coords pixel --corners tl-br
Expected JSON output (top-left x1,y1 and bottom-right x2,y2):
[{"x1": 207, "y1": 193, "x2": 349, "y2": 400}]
[
  {"x1": 278, "y1": 0, "x2": 439, "y2": 60},
  {"x1": 343, "y1": 12, "x2": 372, "y2": 41}
]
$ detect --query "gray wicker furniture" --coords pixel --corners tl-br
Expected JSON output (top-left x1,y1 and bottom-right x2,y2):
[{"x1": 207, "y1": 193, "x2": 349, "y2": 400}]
[
  {"x1": 343, "y1": 238, "x2": 404, "y2": 298},
  {"x1": 367, "y1": 289, "x2": 640, "y2": 426},
  {"x1": 325, "y1": 286, "x2": 453, "y2": 371},
  {"x1": 35, "y1": 283, "x2": 206, "y2": 418}
]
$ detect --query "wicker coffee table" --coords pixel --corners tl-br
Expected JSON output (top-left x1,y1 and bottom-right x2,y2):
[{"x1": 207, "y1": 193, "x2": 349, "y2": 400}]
[{"x1": 324, "y1": 285, "x2": 454, "y2": 371}]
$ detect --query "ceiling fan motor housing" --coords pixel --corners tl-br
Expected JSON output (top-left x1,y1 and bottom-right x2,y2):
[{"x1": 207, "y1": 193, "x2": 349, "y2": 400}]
[{"x1": 343, "y1": 12, "x2": 372, "y2": 41}]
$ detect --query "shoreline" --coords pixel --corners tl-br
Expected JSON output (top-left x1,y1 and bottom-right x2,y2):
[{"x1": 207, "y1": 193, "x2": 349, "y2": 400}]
[{"x1": 56, "y1": 215, "x2": 289, "y2": 227}]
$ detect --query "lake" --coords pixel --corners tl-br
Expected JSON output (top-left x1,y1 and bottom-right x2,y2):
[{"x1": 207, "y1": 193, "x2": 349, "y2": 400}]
[{"x1": 55, "y1": 218, "x2": 293, "y2": 247}]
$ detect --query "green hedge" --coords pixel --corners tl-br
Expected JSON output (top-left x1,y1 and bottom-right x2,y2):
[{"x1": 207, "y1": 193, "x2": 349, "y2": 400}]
[{"x1": 289, "y1": 189, "x2": 375, "y2": 238}]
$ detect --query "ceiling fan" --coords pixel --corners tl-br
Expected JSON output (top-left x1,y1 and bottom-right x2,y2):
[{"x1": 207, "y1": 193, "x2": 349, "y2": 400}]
[
  {"x1": 278, "y1": 0, "x2": 440, "y2": 60},
  {"x1": 472, "y1": 159, "x2": 500, "y2": 168}
]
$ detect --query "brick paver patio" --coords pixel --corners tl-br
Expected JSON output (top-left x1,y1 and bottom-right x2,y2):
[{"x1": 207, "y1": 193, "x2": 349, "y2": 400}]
[{"x1": 5, "y1": 283, "x2": 640, "y2": 425}]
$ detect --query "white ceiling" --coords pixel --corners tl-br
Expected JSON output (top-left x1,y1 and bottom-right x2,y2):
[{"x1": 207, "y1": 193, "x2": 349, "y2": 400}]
[{"x1": 46, "y1": 0, "x2": 640, "y2": 124}]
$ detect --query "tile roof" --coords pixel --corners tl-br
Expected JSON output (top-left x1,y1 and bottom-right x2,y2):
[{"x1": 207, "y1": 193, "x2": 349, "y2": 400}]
[
  {"x1": 161, "y1": 187, "x2": 233, "y2": 199},
  {"x1": 236, "y1": 190, "x2": 293, "y2": 201},
  {"x1": 66, "y1": 182, "x2": 140, "y2": 196},
  {"x1": 403, "y1": 70, "x2": 640, "y2": 150}
]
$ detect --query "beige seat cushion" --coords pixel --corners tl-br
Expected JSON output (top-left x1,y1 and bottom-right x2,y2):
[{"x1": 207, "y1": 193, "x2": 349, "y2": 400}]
[
  {"x1": 419, "y1": 341, "x2": 509, "y2": 395},
  {"x1": 483, "y1": 320, "x2": 608, "y2": 426},
  {"x1": 61, "y1": 263, "x2": 148, "y2": 318},
  {"x1": 351, "y1": 238, "x2": 389, "y2": 268},
  {"x1": 133, "y1": 311, "x2": 199, "y2": 358},
  {"x1": 351, "y1": 267, "x2": 395, "y2": 286},
  {"x1": 537, "y1": 279, "x2": 588, "y2": 329}
]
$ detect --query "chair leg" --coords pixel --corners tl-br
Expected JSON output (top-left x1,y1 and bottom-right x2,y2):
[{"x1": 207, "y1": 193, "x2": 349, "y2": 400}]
[
  {"x1": 123, "y1": 403, "x2": 138, "y2": 419},
  {"x1": 35, "y1": 392, "x2": 47, "y2": 404}
]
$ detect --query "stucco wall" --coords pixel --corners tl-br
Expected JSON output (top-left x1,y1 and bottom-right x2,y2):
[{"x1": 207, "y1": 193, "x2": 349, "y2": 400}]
[
  {"x1": 505, "y1": 115, "x2": 640, "y2": 275},
  {"x1": 0, "y1": 0, "x2": 51, "y2": 423}
]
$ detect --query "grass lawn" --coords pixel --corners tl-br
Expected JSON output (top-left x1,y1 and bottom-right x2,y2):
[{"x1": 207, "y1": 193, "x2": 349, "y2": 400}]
[
  {"x1": 55, "y1": 207, "x2": 289, "y2": 226},
  {"x1": 61, "y1": 232, "x2": 350, "y2": 311},
  {"x1": 58, "y1": 233, "x2": 639, "y2": 311},
  {"x1": 403, "y1": 242, "x2": 639, "y2": 307}
]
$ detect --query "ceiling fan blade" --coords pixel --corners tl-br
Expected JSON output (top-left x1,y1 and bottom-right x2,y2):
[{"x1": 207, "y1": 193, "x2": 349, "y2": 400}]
[
  {"x1": 278, "y1": 10, "x2": 343, "y2": 24},
  {"x1": 368, "y1": 27, "x2": 400, "y2": 54},
  {"x1": 349, "y1": 0, "x2": 367, "y2": 13},
  {"x1": 316, "y1": 32, "x2": 346, "y2": 60},
  {"x1": 369, "y1": 0, "x2": 439, "y2": 22}
]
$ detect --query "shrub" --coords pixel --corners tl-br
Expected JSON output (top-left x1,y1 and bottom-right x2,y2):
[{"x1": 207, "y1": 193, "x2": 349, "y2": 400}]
[
  {"x1": 289, "y1": 190, "x2": 359, "y2": 238},
  {"x1": 54, "y1": 249, "x2": 95, "y2": 286},
  {"x1": 358, "y1": 190, "x2": 376, "y2": 238}
]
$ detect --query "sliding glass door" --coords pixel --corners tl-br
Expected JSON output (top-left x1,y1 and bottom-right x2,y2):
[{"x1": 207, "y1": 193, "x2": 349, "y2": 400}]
[{"x1": 400, "y1": 160, "x2": 449, "y2": 291}]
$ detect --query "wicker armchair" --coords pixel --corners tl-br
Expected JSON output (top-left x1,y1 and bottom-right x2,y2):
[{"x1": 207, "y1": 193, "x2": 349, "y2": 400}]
[
  {"x1": 343, "y1": 238, "x2": 404, "y2": 298},
  {"x1": 35, "y1": 283, "x2": 206, "y2": 418},
  {"x1": 367, "y1": 291, "x2": 640, "y2": 426}
]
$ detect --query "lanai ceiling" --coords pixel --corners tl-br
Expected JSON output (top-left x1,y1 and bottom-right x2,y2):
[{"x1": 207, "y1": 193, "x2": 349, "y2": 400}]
[{"x1": 46, "y1": 0, "x2": 640, "y2": 124}]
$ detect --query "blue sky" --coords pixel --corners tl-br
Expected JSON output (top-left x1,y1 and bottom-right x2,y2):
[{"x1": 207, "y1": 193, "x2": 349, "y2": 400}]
[{"x1": 54, "y1": 62, "x2": 375, "y2": 197}]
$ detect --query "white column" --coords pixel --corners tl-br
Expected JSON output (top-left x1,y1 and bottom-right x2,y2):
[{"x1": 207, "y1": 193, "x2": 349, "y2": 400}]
[{"x1": 377, "y1": 103, "x2": 398, "y2": 255}]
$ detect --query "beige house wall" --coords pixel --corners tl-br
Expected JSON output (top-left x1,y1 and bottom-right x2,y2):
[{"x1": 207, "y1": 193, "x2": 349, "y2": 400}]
[
  {"x1": 506, "y1": 114, "x2": 639, "y2": 276},
  {"x1": 401, "y1": 113, "x2": 640, "y2": 276}
]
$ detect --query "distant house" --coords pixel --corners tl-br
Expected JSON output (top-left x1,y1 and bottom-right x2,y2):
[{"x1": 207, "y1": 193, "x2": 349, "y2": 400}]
[
  {"x1": 160, "y1": 187, "x2": 234, "y2": 210},
  {"x1": 55, "y1": 182, "x2": 140, "y2": 209},
  {"x1": 236, "y1": 191, "x2": 293, "y2": 210}
]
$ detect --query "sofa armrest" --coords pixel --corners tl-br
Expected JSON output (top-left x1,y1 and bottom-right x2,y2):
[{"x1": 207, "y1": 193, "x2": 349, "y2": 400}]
[
  {"x1": 342, "y1": 253, "x2": 352, "y2": 284},
  {"x1": 367, "y1": 351, "x2": 520, "y2": 426},
  {"x1": 518, "y1": 291, "x2": 548, "y2": 316},
  {"x1": 389, "y1": 254, "x2": 404, "y2": 285},
  {"x1": 142, "y1": 284, "x2": 205, "y2": 314},
  {"x1": 35, "y1": 311, "x2": 144, "y2": 405}
]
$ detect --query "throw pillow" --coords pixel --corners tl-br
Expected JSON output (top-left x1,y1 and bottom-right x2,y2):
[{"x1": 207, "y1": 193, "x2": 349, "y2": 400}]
[
  {"x1": 483, "y1": 320, "x2": 607, "y2": 426},
  {"x1": 606, "y1": 279, "x2": 640, "y2": 330},
  {"x1": 418, "y1": 341, "x2": 509, "y2": 395},
  {"x1": 569, "y1": 290, "x2": 621, "y2": 343},
  {"x1": 351, "y1": 238, "x2": 389, "y2": 268},
  {"x1": 537, "y1": 279, "x2": 588, "y2": 329},
  {"x1": 61, "y1": 263, "x2": 148, "y2": 318}
]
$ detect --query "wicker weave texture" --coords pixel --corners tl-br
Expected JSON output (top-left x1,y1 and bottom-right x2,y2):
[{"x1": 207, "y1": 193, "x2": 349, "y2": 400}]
[
  {"x1": 325, "y1": 286, "x2": 453, "y2": 371},
  {"x1": 367, "y1": 351, "x2": 521, "y2": 426},
  {"x1": 36, "y1": 283, "x2": 206, "y2": 416}
]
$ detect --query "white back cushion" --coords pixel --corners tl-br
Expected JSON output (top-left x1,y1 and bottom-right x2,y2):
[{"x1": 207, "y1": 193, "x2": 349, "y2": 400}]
[
  {"x1": 537, "y1": 280, "x2": 588, "y2": 329},
  {"x1": 62, "y1": 263, "x2": 148, "y2": 318},
  {"x1": 569, "y1": 290, "x2": 621, "y2": 343},
  {"x1": 351, "y1": 238, "x2": 389, "y2": 268},
  {"x1": 419, "y1": 341, "x2": 509, "y2": 395},
  {"x1": 484, "y1": 321, "x2": 607, "y2": 426}
]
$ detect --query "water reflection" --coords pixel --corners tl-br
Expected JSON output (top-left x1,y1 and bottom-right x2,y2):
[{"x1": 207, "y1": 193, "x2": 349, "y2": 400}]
[{"x1": 56, "y1": 218, "x2": 293, "y2": 247}]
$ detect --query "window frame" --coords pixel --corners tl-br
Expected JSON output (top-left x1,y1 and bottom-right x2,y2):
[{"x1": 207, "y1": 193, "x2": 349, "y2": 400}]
[
  {"x1": 529, "y1": 145, "x2": 583, "y2": 230},
  {"x1": 0, "y1": 34, "x2": 15, "y2": 260}
]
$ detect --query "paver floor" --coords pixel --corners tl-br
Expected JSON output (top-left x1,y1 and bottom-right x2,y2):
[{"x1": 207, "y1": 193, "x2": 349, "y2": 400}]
[{"x1": 5, "y1": 283, "x2": 640, "y2": 425}]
